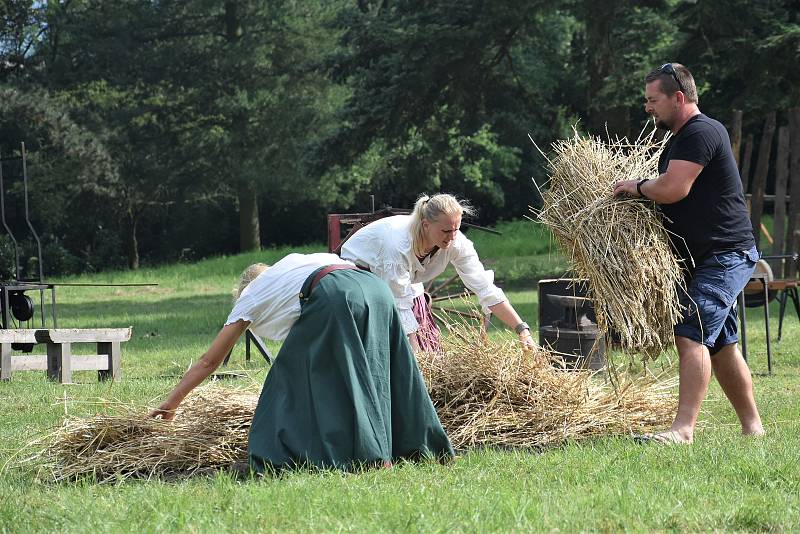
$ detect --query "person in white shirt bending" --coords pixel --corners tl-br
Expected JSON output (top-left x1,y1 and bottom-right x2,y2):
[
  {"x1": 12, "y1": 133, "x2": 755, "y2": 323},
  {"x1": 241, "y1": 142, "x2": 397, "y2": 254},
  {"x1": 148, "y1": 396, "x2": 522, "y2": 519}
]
[
  {"x1": 151, "y1": 252, "x2": 454, "y2": 473},
  {"x1": 340, "y1": 193, "x2": 534, "y2": 352}
]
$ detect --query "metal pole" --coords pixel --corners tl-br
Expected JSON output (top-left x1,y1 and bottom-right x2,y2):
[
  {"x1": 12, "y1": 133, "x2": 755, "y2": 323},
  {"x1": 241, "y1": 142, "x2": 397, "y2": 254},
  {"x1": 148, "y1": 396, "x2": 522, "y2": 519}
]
[
  {"x1": 461, "y1": 221, "x2": 503, "y2": 235},
  {"x1": 738, "y1": 292, "x2": 748, "y2": 362},
  {"x1": 1, "y1": 289, "x2": 9, "y2": 329},
  {"x1": 20, "y1": 143, "x2": 44, "y2": 282},
  {"x1": 762, "y1": 279, "x2": 772, "y2": 374},
  {"x1": 51, "y1": 285, "x2": 58, "y2": 328}
]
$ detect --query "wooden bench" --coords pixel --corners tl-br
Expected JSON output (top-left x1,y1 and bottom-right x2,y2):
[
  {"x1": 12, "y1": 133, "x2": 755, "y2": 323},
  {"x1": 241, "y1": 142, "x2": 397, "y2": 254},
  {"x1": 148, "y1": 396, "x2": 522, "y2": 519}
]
[{"x1": 0, "y1": 328, "x2": 132, "y2": 383}]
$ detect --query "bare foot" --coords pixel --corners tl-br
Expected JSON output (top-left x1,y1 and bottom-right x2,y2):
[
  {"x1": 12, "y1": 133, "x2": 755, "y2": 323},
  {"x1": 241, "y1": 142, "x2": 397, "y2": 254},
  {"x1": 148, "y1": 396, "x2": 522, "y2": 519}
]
[
  {"x1": 634, "y1": 430, "x2": 692, "y2": 444},
  {"x1": 743, "y1": 426, "x2": 765, "y2": 437}
]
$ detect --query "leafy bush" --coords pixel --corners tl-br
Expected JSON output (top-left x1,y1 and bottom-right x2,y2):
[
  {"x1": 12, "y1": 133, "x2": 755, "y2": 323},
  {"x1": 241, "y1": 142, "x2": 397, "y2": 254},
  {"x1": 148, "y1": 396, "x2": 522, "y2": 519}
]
[
  {"x1": 0, "y1": 235, "x2": 18, "y2": 280},
  {"x1": 41, "y1": 236, "x2": 82, "y2": 277}
]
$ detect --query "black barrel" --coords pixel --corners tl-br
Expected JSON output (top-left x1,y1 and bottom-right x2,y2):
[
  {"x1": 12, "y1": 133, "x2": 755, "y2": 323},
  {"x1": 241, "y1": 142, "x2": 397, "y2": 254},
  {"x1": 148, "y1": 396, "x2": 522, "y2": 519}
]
[{"x1": 538, "y1": 278, "x2": 606, "y2": 370}]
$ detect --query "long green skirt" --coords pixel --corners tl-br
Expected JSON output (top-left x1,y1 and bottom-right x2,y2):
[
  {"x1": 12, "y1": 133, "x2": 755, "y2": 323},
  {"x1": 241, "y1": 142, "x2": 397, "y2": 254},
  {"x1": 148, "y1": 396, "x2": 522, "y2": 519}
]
[{"x1": 248, "y1": 268, "x2": 454, "y2": 472}]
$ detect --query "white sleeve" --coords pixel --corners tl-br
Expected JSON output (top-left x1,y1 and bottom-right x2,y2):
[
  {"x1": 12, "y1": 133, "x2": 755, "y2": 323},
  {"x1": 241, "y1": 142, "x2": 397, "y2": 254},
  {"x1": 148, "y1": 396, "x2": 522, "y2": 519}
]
[
  {"x1": 222, "y1": 262, "x2": 300, "y2": 341},
  {"x1": 225, "y1": 294, "x2": 258, "y2": 326},
  {"x1": 450, "y1": 236, "x2": 507, "y2": 314},
  {"x1": 372, "y1": 261, "x2": 419, "y2": 334}
]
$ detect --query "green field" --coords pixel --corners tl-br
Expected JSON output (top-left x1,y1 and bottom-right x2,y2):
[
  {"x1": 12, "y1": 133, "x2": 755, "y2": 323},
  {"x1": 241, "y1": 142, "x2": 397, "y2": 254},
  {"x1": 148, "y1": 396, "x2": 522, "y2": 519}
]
[{"x1": 1, "y1": 222, "x2": 798, "y2": 533}]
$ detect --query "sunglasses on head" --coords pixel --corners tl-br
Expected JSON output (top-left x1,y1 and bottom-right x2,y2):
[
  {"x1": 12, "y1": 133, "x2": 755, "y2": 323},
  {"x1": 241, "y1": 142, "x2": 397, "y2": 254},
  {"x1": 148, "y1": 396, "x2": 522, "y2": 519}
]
[{"x1": 660, "y1": 63, "x2": 686, "y2": 94}]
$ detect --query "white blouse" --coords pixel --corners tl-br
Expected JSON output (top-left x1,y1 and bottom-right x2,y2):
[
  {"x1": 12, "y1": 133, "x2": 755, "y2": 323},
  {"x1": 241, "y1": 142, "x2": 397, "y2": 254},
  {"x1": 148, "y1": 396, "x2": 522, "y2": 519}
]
[
  {"x1": 225, "y1": 253, "x2": 353, "y2": 341},
  {"x1": 340, "y1": 215, "x2": 506, "y2": 334}
]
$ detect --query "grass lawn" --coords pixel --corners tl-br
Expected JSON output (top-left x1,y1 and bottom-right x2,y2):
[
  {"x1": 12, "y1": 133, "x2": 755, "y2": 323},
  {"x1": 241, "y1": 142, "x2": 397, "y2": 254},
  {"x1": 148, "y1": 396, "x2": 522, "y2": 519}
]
[{"x1": 1, "y1": 224, "x2": 799, "y2": 532}]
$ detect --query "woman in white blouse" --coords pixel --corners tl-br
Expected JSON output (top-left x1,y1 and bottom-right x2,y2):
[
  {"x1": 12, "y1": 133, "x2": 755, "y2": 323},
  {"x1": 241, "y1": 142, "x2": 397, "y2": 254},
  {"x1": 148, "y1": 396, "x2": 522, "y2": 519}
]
[
  {"x1": 340, "y1": 193, "x2": 534, "y2": 352},
  {"x1": 151, "y1": 252, "x2": 453, "y2": 472}
]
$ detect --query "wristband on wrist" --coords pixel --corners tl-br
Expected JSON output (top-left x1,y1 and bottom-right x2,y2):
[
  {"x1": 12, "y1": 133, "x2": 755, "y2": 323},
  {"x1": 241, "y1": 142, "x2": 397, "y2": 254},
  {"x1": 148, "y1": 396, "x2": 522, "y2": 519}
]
[
  {"x1": 636, "y1": 178, "x2": 650, "y2": 198},
  {"x1": 514, "y1": 321, "x2": 530, "y2": 335}
]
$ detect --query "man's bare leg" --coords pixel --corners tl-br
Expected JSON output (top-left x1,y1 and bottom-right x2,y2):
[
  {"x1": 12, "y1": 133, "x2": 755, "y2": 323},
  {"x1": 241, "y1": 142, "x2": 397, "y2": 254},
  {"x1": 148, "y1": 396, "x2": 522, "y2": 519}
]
[
  {"x1": 711, "y1": 343, "x2": 765, "y2": 436},
  {"x1": 668, "y1": 335, "x2": 713, "y2": 442}
]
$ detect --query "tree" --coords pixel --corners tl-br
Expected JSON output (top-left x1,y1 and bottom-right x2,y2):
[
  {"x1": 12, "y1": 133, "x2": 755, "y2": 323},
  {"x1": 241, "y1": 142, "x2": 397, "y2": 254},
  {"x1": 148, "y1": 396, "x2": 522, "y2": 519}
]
[
  {"x1": 34, "y1": 0, "x2": 348, "y2": 264},
  {"x1": 318, "y1": 0, "x2": 570, "y2": 217},
  {"x1": 35, "y1": 1, "x2": 221, "y2": 268},
  {"x1": 579, "y1": 0, "x2": 676, "y2": 139},
  {"x1": 0, "y1": 0, "x2": 47, "y2": 81},
  {"x1": 6, "y1": 0, "x2": 797, "y2": 275},
  {"x1": 0, "y1": 85, "x2": 117, "y2": 275},
  {"x1": 673, "y1": 0, "x2": 800, "y2": 124}
]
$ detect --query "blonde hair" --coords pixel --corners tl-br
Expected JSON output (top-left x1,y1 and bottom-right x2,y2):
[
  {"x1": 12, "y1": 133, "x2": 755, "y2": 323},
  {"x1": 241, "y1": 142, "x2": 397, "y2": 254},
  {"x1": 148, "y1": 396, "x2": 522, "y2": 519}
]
[
  {"x1": 233, "y1": 263, "x2": 269, "y2": 301},
  {"x1": 410, "y1": 193, "x2": 476, "y2": 257}
]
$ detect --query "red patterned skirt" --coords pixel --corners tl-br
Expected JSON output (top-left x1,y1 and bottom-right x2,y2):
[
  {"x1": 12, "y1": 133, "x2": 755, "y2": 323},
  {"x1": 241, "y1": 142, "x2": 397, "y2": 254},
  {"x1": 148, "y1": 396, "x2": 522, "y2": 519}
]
[{"x1": 412, "y1": 292, "x2": 441, "y2": 353}]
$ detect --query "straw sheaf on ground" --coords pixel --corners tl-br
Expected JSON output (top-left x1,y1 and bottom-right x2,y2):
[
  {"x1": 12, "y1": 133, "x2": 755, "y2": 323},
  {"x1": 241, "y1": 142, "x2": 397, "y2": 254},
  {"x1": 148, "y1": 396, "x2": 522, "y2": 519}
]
[
  {"x1": 23, "y1": 386, "x2": 258, "y2": 482},
  {"x1": 418, "y1": 324, "x2": 676, "y2": 449},
  {"x1": 20, "y1": 324, "x2": 676, "y2": 482},
  {"x1": 534, "y1": 130, "x2": 685, "y2": 359}
]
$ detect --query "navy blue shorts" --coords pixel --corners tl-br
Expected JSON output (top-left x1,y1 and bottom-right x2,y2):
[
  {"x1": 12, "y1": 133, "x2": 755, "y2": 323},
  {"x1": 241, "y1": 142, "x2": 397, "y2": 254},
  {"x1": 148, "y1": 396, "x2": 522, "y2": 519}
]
[{"x1": 674, "y1": 246, "x2": 759, "y2": 355}]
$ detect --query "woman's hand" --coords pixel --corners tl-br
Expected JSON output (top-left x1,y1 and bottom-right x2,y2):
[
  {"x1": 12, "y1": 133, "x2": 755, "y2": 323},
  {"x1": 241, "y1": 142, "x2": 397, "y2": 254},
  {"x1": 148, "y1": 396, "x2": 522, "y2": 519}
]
[
  {"x1": 519, "y1": 330, "x2": 535, "y2": 351},
  {"x1": 149, "y1": 400, "x2": 180, "y2": 421},
  {"x1": 519, "y1": 332, "x2": 534, "y2": 350},
  {"x1": 148, "y1": 321, "x2": 249, "y2": 422}
]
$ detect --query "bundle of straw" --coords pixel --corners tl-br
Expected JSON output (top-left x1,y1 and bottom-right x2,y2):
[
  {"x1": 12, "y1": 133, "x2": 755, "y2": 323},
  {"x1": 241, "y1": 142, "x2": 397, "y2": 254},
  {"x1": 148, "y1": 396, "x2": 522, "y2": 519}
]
[
  {"x1": 26, "y1": 385, "x2": 257, "y2": 482},
  {"x1": 534, "y1": 129, "x2": 685, "y2": 358},
  {"x1": 418, "y1": 322, "x2": 677, "y2": 449}
]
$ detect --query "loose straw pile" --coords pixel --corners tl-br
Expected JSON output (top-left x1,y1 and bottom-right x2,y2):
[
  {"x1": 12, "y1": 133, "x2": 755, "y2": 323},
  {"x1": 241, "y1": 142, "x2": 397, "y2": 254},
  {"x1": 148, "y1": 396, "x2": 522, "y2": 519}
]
[
  {"x1": 419, "y1": 322, "x2": 676, "y2": 449},
  {"x1": 22, "y1": 326, "x2": 675, "y2": 481},
  {"x1": 534, "y1": 129, "x2": 685, "y2": 358},
  {"x1": 23, "y1": 385, "x2": 257, "y2": 482}
]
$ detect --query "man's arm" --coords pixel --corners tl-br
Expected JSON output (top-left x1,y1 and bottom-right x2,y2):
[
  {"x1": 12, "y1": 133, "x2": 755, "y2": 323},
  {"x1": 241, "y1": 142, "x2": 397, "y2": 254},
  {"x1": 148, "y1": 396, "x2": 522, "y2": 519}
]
[{"x1": 613, "y1": 159, "x2": 704, "y2": 204}]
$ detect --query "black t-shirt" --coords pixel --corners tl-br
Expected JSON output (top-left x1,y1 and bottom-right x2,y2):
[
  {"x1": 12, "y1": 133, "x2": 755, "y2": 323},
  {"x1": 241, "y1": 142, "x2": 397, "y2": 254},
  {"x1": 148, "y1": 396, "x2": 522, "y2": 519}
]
[{"x1": 658, "y1": 113, "x2": 755, "y2": 267}]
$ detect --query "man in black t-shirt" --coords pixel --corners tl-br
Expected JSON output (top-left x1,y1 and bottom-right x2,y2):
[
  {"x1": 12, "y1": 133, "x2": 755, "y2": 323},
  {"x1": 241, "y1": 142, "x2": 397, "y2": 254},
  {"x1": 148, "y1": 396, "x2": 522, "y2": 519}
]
[{"x1": 613, "y1": 63, "x2": 764, "y2": 444}]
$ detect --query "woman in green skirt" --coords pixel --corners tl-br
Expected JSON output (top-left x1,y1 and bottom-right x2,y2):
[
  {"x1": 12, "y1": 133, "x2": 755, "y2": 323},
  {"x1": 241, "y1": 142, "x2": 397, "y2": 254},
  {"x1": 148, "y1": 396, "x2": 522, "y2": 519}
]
[{"x1": 151, "y1": 252, "x2": 453, "y2": 472}]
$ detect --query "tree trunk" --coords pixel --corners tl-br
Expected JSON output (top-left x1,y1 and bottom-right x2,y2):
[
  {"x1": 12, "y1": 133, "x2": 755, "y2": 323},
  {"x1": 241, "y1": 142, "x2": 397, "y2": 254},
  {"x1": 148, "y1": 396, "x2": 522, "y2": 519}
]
[
  {"x1": 750, "y1": 112, "x2": 776, "y2": 247},
  {"x1": 730, "y1": 109, "x2": 743, "y2": 166},
  {"x1": 740, "y1": 133, "x2": 754, "y2": 193},
  {"x1": 772, "y1": 126, "x2": 789, "y2": 275},
  {"x1": 127, "y1": 213, "x2": 139, "y2": 270},
  {"x1": 585, "y1": 1, "x2": 629, "y2": 139},
  {"x1": 225, "y1": 1, "x2": 260, "y2": 251},
  {"x1": 238, "y1": 179, "x2": 260, "y2": 252}
]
